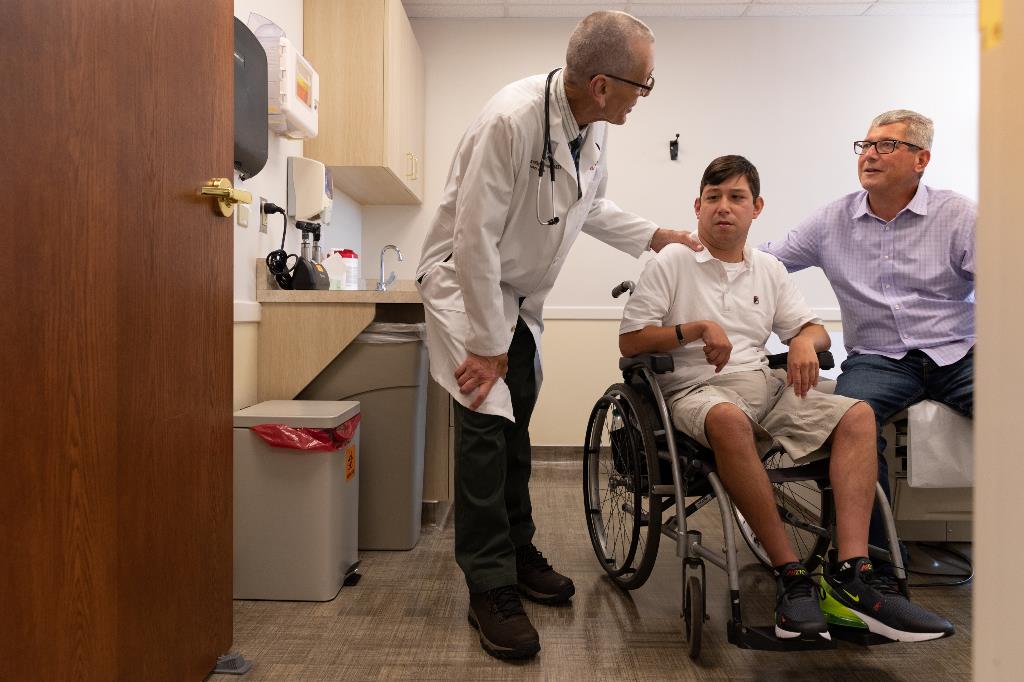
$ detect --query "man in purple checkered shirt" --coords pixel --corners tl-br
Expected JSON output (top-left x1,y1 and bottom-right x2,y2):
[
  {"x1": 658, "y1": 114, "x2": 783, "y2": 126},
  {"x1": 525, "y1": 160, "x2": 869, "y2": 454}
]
[{"x1": 761, "y1": 109, "x2": 975, "y2": 568}]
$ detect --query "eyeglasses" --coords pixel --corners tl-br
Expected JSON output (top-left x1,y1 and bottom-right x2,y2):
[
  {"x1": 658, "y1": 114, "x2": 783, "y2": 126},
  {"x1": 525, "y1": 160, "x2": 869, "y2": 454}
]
[
  {"x1": 597, "y1": 73, "x2": 655, "y2": 96},
  {"x1": 853, "y1": 139, "x2": 922, "y2": 155}
]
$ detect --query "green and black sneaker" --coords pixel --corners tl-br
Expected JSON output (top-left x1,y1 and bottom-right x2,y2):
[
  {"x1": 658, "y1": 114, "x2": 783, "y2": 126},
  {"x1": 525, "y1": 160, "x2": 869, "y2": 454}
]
[
  {"x1": 774, "y1": 562, "x2": 830, "y2": 641},
  {"x1": 823, "y1": 557, "x2": 955, "y2": 642}
]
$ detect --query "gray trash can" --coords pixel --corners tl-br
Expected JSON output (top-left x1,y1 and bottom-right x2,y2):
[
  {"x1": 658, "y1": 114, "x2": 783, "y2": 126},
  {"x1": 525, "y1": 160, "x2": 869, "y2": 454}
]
[
  {"x1": 233, "y1": 400, "x2": 361, "y2": 600},
  {"x1": 299, "y1": 323, "x2": 427, "y2": 550}
]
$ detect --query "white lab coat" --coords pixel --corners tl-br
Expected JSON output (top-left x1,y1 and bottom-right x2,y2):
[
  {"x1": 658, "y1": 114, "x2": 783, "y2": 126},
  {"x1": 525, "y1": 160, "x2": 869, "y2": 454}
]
[{"x1": 416, "y1": 72, "x2": 657, "y2": 421}]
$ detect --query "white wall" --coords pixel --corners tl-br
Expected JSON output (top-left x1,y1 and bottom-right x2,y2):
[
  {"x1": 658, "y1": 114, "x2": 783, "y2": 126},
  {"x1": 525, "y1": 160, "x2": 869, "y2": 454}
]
[
  {"x1": 365, "y1": 16, "x2": 978, "y2": 320},
  {"x1": 231, "y1": 0, "x2": 362, "y2": 409},
  {"x1": 362, "y1": 15, "x2": 978, "y2": 445}
]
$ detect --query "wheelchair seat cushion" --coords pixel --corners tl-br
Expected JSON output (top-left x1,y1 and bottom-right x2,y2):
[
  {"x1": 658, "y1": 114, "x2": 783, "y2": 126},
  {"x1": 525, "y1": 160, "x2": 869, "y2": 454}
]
[{"x1": 666, "y1": 368, "x2": 860, "y2": 461}]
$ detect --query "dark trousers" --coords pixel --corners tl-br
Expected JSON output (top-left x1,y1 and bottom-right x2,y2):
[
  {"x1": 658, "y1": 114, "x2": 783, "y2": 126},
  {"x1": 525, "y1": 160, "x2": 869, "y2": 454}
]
[
  {"x1": 834, "y1": 348, "x2": 974, "y2": 553},
  {"x1": 452, "y1": 317, "x2": 538, "y2": 593}
]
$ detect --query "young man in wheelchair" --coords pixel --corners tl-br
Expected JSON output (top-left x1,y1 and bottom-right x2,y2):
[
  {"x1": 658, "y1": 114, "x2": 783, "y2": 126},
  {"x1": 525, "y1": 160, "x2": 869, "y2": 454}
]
[{"x1": 618, "y1": 155, "x2": 954, "y2": 643}]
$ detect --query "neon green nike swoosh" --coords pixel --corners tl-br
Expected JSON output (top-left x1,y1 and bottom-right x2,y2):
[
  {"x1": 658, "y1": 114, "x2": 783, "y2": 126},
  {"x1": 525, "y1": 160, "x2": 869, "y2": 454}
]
[{"x1": 842, "y1": 589, "x2": 860, "y2": 603}]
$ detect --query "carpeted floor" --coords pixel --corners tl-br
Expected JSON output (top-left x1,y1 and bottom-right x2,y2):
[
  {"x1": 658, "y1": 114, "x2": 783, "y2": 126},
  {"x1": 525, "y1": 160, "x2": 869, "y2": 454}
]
[{"x1": 211, "y1": 459, "x2": 971, "y2": 681}]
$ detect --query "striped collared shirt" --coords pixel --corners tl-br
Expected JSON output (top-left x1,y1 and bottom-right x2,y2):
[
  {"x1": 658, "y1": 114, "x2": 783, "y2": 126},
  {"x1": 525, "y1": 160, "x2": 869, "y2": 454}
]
[
  {"x1": 761, "y1": 183, "x2": 975, "y2": 366},
  {"x1": 552, "y1": 70, "x2": 586, "y2": 149}
]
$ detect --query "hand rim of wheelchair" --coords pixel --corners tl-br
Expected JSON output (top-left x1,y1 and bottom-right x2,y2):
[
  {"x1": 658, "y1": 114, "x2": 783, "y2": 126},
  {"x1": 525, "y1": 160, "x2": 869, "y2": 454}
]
[{"x1": 583, "y1": 383, "x2": 662, "y2": 590}]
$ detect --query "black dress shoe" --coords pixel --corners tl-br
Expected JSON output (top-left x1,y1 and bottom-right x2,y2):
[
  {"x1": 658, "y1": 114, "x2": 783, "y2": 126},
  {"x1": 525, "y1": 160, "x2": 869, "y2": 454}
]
[
  {"x1": 468, "y1": 585, "x2": 541, "y2": 660},
  {"x1": 516, "y1": 544, "x2": 575, "y2": 605}
]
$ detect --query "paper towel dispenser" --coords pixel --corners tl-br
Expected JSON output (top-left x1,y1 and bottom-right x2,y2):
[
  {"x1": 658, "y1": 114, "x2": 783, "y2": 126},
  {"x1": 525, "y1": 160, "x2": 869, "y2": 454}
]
[{"x1": 233, "y1": 18, "x2": 269, "y2": 179}]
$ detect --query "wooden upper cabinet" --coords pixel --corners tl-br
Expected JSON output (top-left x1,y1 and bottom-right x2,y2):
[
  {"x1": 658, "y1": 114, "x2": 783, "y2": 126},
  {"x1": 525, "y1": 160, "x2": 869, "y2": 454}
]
[{"x1": 303, "y1": 0, "x2": 424, "y2": 205}]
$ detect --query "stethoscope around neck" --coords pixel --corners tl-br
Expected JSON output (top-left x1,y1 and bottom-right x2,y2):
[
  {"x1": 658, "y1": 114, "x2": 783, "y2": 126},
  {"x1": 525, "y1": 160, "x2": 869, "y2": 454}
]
[{"x1": 536, "y1": 68, "x2": 562, "y2": 226}]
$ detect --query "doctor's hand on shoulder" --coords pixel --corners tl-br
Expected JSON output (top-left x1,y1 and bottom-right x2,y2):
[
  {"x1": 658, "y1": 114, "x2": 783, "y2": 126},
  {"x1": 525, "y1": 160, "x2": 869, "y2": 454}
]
[
  {"x1": 455, "y1": 352, "x2": 510, "y2": 410},
  {"x1": 650, "y1": 228, "x2": 703, "y2": 253}
]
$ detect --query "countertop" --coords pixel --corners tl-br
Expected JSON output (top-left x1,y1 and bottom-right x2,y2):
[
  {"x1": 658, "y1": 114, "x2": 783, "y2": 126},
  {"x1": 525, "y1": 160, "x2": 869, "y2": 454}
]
[{"x1": 255, "y1": 260, "x2": 422, "y2": 304}]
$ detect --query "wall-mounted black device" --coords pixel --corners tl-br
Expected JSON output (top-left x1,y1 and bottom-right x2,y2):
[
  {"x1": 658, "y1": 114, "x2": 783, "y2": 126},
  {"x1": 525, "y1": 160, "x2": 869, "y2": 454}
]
[
  {"x1": 669, "y1": 134, "x2": 680, "y2": 161},
  {"x1": 234, "y1": 18, "x2": 269, "y2": 179}
]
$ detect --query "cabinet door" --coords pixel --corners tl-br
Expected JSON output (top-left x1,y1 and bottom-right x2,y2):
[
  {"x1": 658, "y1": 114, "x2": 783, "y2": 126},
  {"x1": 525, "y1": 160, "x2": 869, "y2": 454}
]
[
  {"x1": 399, "y1": 8, "x2": 424, "y2": 199},
  {"x1": 384, "y1": 0, "x2": 409, "y2": 195}
]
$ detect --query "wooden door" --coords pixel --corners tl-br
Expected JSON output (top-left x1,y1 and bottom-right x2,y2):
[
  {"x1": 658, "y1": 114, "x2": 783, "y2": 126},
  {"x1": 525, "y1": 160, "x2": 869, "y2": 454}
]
[{"x1": 0, "y1": 1, "x2": 234, "y2": 679}]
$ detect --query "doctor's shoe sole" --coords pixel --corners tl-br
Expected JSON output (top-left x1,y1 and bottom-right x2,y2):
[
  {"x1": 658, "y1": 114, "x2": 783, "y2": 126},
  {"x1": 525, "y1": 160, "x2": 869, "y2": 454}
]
[
  {"x1": 518, "y1": 581, "x2": 575, "y2": 605},
  {"x1": 467, "y1": 611, "x2": 541, "y2": 660}
]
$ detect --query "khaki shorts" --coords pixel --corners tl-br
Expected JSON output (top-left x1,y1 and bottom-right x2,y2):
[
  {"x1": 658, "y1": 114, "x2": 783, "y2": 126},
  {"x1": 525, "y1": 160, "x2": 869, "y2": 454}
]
[{"x1": 667, "y1": 368, "x2": 862, "y2": 461}]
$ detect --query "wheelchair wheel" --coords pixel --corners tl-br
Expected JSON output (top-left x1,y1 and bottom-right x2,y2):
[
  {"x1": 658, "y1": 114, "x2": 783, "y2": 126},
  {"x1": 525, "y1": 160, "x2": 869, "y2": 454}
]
[
  {"x1": 583, "y1": 383, "x2": 662, "y2": 590},
  {"x1": 735, "y1": 450, "x2": 835, "y2": 572},
  {"x1": 683, "y1": 575, "x2": 703, "y2": 660}
]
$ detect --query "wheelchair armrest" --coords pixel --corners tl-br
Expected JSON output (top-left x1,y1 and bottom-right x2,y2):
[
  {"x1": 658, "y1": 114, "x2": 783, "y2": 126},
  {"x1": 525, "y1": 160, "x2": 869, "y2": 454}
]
[
  {"x1": 766, "y1": 350, "x2": 835, "y2": 371},
  {"x1": 619, "y1": 353, "x2": 675, "y2": 374}
]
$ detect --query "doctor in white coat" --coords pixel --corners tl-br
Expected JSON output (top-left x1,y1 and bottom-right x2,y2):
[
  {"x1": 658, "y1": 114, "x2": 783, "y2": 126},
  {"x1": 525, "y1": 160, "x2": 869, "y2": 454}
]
[{"x1": 416, "y1": 11, "x2": 699, "y2": 660}]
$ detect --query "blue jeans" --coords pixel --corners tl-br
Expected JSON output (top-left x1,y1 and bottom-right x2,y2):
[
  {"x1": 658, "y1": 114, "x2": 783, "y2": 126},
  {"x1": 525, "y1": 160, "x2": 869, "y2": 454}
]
[{"x1": 835, "y1": 348, "x2": 974, "y2": 557}]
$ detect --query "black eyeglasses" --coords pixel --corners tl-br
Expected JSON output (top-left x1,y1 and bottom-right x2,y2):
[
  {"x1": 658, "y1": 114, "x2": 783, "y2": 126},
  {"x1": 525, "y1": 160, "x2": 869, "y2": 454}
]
[
  {"x1": 596, "y1": 73, "x2": 655, "y2": 96},
  {"x1": 854, "y1": 139, "x2": 922, "y2": 155}
]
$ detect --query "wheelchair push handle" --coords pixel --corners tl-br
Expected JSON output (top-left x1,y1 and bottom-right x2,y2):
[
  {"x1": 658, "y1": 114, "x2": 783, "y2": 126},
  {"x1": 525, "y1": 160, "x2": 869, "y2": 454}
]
[{"x1": 611, "y1": 281, "x2": 636, "y2": 298}]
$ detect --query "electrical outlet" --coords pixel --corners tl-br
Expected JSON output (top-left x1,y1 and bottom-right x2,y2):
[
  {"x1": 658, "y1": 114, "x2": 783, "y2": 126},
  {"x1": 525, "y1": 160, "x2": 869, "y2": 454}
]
[
  {"x1": 236, "y1": 203, "x2": 250, "y2": 228},
  {"x1": 259, "y1": 199, "x2": 270, "y2": 234}
]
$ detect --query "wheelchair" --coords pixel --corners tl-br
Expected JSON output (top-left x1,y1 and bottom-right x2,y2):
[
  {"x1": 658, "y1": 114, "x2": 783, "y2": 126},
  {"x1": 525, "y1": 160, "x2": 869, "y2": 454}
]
[{"x1": 582, "y1": 283, "x2": 910, "y2": 659}]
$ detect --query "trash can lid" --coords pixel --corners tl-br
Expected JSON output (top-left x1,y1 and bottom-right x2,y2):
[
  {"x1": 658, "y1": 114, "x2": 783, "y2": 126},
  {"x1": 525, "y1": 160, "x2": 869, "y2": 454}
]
[{"x1": 233, "y1": 400, "x2": 360, "y2": 428}]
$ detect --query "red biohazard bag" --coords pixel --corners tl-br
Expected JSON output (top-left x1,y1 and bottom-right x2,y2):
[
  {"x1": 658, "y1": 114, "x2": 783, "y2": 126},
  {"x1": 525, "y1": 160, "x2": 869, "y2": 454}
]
[{"x1": 250, "y1": 414, "x2": 362, "y2": 452}]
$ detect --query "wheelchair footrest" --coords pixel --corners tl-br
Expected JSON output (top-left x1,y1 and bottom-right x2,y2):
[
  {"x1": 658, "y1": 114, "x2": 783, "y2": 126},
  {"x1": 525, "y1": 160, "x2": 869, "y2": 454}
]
[{"x1": 728, "y1": 623, "x2": 836, "y2": 651}]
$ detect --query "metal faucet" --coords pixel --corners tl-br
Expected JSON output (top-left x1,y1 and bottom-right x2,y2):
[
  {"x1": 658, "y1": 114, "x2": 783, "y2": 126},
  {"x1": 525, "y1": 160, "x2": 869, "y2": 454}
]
[{"x1": 377, "y1": 244, "x2": 404, "y2": 292}]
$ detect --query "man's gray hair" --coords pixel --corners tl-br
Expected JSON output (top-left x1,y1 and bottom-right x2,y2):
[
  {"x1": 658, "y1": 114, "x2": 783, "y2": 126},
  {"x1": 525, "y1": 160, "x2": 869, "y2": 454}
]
[
  {"x1": 565, "y1": 11, "x2": 654, "y2": 87},
  {"x1": 871, "y1": 109, "x2": 934, "y2": 150}
]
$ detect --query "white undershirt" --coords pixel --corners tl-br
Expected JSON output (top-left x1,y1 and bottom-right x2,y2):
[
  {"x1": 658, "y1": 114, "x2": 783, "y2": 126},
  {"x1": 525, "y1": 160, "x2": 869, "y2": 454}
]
[{"x1": 721, "y1": 259, "x2": 746, "y2": 282}]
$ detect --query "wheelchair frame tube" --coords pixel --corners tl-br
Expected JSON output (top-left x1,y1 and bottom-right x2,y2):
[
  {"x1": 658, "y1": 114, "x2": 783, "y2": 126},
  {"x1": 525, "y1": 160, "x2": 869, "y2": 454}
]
[
  {"x1": 877, "y1": 481, "x2": 907, "y2": 582},
  {"x1": 639, "y1": 366, "x2": 689, "y2": 558},
  {"x1": 705, "y1": 472, "x2": 741, "y2": 593}
]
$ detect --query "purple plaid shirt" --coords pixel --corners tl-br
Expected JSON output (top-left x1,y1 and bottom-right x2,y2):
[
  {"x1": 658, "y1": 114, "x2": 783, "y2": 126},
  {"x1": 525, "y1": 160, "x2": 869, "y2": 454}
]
[{"x1": 761, "y1": 184, "x2": 975, "y2": 366}]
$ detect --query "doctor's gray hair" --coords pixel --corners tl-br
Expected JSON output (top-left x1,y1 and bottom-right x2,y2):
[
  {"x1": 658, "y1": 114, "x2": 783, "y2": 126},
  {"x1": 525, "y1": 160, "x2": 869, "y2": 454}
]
[
  {"x1": 871, "y1": 109, "x2": 934, "y2": 150},
  {"x1": 564, "y1": 11, "x2": 654, "y2": 88}
]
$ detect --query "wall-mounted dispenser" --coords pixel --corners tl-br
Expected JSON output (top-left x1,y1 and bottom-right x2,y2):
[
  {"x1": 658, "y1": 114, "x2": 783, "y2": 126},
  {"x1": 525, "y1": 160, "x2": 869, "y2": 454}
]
[
  {"x1": 233, "y1": 18, "x2": 269, "y2": 179},
  {"x1": 287, "y1": 156, "x2": 333, "y2": 225},
  {"x1": 248, "y1": 13, "x2": 320, "y2": 140},
  {"x1": 669, "y1": 134, "x2": 680, "y2": 161}
]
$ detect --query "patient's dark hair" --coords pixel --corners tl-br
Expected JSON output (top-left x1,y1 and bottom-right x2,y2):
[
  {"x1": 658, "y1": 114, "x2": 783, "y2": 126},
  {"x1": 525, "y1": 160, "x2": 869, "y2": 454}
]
[{"x1": 699, "y1": 155, "x2": 760, "y2": 199}]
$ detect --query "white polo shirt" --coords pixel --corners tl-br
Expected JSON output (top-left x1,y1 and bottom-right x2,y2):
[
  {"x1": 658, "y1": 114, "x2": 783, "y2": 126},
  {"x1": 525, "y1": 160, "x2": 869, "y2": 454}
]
[{"x1": 620, "y1": 242, "x2": 821, "y2": 396}]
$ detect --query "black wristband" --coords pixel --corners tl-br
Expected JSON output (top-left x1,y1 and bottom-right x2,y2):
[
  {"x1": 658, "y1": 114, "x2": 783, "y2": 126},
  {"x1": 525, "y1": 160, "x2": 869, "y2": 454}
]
[{"x1": 675, "y1": 323, "x2": 684, "y2": 344}]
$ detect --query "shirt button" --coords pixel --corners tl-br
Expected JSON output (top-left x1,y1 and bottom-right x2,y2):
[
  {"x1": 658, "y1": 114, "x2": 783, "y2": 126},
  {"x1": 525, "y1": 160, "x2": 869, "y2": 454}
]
[
  {"x1": 894, "y1": 304, "x2": 901, "y2": 310},
  {"x1": 883, "y1": 255, "x2": 889, "y2": 259},
  {"x1": 884, "y1": 284, "x2": 890, "y2": 289}
]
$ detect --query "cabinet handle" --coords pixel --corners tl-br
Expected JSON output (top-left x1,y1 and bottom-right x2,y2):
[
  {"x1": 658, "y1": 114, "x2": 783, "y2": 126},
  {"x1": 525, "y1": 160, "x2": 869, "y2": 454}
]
[
  {"x1": 412, "y1": 154, "x2": 419, "y2": 181},
  {"x1": 405, "y1": 152, "x2": 414, "y2": 179}
]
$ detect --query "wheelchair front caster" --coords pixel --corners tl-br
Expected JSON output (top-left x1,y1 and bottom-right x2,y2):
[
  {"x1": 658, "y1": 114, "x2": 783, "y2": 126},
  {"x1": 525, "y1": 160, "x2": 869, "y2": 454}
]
[{"x1": 683, "y1": 574, "x2": 703, "y2": 660}]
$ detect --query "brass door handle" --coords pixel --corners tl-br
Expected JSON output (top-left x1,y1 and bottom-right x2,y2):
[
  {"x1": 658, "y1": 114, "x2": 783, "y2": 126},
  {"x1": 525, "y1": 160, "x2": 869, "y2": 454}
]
[{"x1": 199, "y1": 178, "x2": 252, "y2": 217}]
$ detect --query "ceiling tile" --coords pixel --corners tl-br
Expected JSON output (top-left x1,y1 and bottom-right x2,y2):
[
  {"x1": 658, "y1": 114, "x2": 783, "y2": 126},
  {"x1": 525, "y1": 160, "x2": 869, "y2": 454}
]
[
  {"x1": 403, "y1": 0, "x2": 979, "y2": 19},
  {"x1": 631, "y1": 4, "x2": 750, "y2": 17},
  {"x1": 403, "y1": 0, "x2": 502, "y2": 4},
  {"x1": 867, "y1": 2, "x2": 976, "y2": 14},
  {"x1": 404, "y1": 4, "x2": 507, "y2": 18},
  {"x1": 747, "y1": 3, "x2": 871, "y2": 15},
  {"x1": 506, "y1": 4, "x2": 628, "y2": 18}
]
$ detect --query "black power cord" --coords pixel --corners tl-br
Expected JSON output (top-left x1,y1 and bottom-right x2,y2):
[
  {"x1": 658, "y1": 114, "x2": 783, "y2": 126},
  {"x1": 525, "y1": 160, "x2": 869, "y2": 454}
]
[{"x1": 262, "y1": 202, "x2": 295, "y2": 289}]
